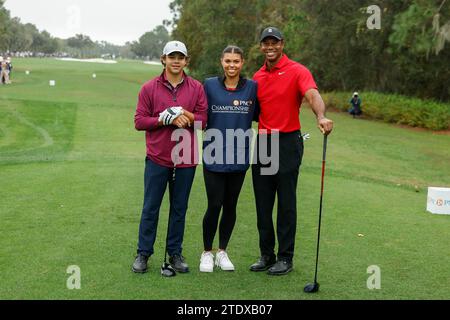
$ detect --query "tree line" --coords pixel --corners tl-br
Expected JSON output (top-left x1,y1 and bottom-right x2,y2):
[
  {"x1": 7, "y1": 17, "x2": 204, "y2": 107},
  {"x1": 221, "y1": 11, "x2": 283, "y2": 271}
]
[
  {"x1": 1, "y1": 0, "x2": 448, "y2": 100},
  {"x1": 0, "y1": 0, "x2": 169, "y2": 60},
  {"x1": 169, "y1": 0, "x2": 450, "y2": 101}
]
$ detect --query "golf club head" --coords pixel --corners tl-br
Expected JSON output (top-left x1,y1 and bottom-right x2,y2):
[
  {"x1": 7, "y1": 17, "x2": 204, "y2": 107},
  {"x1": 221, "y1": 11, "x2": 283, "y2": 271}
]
[
  {"x1": 304, "y1": 282, "x2": 320, "y2": 293},
  {"x1": 161, "y1": 262, "x2": 176, "y2": 277}
]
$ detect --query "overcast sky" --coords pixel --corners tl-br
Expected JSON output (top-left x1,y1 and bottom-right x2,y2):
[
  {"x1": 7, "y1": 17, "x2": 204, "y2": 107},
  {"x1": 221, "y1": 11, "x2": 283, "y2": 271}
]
[{"x1": 4, "y1": 0, "x2": 174, "y2": 45}]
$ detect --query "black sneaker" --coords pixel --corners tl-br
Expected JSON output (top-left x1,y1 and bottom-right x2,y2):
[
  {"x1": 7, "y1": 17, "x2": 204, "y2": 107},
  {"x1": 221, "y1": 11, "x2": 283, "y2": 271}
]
[
  {"x1": 169, "y1": 254, "x2": 189, "y2": 273},
  {"x1": 132, "y1": 254, "x2": 149, "y2": 273},
  {"x1": 267, "y1": 260, "x2": 293, "y2": 276},
  {"x1": 249, "y1": 255, "x2": 276, "y2": 272}
]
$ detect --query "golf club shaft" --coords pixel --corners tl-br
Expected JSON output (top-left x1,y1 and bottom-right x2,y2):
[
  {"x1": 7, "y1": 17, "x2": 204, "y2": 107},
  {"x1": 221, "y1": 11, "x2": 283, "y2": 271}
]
[
  {"x1": 164, "y1": 210, "x2": 170, "y2": 264},
  {"x1": 313, "y1": 134, "x2": 328, "y2": 284},
  {"x1": 165, "y1": 137, "x2": 179, "y2": 264},
  {"x1": 164, "y1": 172, "x2": 177, "y2": 265}
]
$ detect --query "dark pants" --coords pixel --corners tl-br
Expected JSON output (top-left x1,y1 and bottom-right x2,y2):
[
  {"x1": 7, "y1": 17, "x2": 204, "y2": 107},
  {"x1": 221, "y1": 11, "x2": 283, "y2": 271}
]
[
  {"x1": 202, "y1": 167, "x2": 247, "y2": 251},
  {"x1": 137, "y1": 157, "x2": 196, "y2": 257},
  {"x1": 252, "y1": 131, "x2": 304, "y2": 262}
]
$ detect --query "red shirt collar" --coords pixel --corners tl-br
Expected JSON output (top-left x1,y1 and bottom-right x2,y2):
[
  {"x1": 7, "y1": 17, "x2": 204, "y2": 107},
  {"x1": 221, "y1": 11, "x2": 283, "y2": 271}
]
[{"x1": 262, "y1": 54, "x2": 289, "y2": 72}]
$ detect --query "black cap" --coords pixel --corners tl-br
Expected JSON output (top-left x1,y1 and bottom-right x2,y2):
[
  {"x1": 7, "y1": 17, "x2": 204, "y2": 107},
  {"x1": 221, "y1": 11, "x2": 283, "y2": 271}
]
[{"x1": 260, "y1": 27, "x2": 283, "y2": 42}]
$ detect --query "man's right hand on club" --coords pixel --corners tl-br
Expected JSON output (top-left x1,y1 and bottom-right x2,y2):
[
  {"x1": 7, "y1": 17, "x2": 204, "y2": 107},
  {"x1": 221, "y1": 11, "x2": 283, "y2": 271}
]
[{"x1": 317, "y1": 117, "x2": 334, "y2": 135}]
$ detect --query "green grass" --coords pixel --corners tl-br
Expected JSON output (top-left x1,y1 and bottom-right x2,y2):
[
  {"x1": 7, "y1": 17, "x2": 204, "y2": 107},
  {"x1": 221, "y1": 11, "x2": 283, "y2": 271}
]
[{"x1": 1, "y1": 58, "x2": 449, "y2": 300}]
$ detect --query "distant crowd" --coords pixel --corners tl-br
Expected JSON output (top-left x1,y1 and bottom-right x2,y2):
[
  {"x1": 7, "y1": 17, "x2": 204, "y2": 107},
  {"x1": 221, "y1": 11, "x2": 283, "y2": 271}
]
[
  {"x1": 0, "y1": 56, "x2": 13, "y2": 85},
  {"x1": 4, "y1": 51, "x2": 71, "y2": 58}
]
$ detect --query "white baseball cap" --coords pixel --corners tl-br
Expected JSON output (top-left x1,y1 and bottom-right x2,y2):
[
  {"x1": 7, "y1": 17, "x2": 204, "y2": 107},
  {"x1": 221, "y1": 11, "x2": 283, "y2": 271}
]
[
  {"x1": 353, "y1": 92, "x2": 359, "y2": 96},
  {"x1": 163, "y1": 41, "x2": 188, "y2": 56}
]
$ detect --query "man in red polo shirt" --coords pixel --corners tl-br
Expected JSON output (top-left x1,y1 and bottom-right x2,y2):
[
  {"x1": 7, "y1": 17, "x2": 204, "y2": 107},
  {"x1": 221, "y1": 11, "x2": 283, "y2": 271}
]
[{"x1": 250, "y1": 27, "x2": 333, "y2": 275}]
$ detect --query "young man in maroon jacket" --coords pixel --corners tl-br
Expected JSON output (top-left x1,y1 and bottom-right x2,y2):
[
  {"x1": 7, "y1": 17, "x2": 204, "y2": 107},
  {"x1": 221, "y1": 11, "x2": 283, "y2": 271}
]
[
  {"x1": 132, "y1": 41, "x2": 208, "y2": 274},
  {"x1": 250, "y1": 27, "x2": 333, "y2": 275}
]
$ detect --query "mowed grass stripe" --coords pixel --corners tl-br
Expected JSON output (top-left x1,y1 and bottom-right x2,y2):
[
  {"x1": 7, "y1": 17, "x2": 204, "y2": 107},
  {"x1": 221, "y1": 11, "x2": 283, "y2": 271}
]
[{"x1": 0, "y1": 99, "x2": 77, "y2": 164}]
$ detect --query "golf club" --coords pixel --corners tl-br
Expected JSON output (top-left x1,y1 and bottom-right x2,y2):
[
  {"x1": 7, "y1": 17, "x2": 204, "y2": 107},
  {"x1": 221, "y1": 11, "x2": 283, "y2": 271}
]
[
  {"x1": 161, "y1": 135, "x2": 182, "y2": 277},
  {"x1": 161, "y1": 249, "x2": 176, "y2": 277},
  {"x1": 304, "y1": 134, "x2": 328, "y2": 293},
  {"x1": 161, "y1": 185, "x2": 176, "y2": 277}
]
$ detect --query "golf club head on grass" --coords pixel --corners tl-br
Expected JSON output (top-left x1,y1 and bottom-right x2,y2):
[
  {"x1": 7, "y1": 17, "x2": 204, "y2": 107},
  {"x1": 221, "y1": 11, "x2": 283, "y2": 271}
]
[
  {"x1": 161, "y1": 262, "x2": 176, "y2": 277},
  {"x1": 304, "y1": 282, "x2": 320, "y2": 293}
]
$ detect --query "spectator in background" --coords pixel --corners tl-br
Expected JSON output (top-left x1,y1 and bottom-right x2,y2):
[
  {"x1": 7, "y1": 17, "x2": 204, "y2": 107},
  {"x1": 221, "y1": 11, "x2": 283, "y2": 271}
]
[
  {"x1": 0, "y1": 57, "x2": 9, "y2": 84},
  {"x1": 6, "y1": 57, "x2": 12, "y2": 78},
  {"x1": 0, "y1": 56, "x2": 11, "y2": 85},
  {"x1": 348, "y1": 92, "x2": 362, "y2": 118}
]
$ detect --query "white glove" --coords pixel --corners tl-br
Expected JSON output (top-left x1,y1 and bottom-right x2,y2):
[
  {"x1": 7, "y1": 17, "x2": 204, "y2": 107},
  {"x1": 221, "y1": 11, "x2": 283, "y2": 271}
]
[
  {"x1": 302, "y1": 133, "x2": 311, "y2": 141},
  {"x1": 159, "y1": 107, "x2": 183, "y2": 125}
]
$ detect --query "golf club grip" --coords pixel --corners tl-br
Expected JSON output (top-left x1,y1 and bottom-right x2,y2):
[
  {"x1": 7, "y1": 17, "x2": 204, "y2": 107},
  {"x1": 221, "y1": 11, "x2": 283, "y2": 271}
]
[
  {"x1": 322, "y1": 134, "x2": 328, "y2": 162},
  {"x1": 320, "y1": 135, "x2": 328, "y2": 194}
]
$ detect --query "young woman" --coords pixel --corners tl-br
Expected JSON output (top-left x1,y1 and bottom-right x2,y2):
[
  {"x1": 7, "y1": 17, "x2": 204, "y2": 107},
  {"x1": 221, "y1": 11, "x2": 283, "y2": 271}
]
[{"x1": 200, "y1": 46, "x2": 258, "y2": 272}]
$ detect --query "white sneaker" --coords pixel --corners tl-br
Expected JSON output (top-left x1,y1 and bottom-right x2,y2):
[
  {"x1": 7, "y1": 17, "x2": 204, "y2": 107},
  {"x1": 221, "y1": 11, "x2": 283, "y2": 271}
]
[
  {"x1": 199, "y1": 251, "x2": 214, "y2": 273},
  {"x1": 215, "y1": 250, "x2": 235, "y2": 271}
]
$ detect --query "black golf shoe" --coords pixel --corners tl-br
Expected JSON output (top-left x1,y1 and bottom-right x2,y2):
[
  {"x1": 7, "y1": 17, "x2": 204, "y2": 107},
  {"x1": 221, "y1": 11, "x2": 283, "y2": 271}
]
[
  {"x1": 169, "y1": 254, "x2": 189, "y2": 273},
  {"x1": 132, "y1": 254, "x2": 149, "y2": 273},
  {"x1": 249, "y1": 255, "x2": 276, "y2": 272},
  {"x1": 267, "y1": 260, "x2": 293, "y2": 276}
]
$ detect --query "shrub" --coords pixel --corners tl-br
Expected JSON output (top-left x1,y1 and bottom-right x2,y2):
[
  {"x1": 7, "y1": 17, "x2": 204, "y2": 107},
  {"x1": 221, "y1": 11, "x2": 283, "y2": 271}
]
[{"x1": 322, "y1": 92, "x2": 450, "y2": 130}]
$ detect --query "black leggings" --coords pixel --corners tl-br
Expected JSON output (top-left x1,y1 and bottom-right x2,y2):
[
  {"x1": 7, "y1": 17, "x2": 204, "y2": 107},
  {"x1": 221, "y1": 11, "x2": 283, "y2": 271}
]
[{"x1": 202, "y1": 167, "x2": 246, "y2": 251}]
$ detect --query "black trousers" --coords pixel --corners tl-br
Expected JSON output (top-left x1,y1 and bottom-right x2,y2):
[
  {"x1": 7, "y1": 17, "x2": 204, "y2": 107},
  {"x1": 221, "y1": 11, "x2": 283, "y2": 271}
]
[
  {"x1": 252, "y1": 131, "x2": 304, "y2": 262},
  {"x1": 202, "y1": 167, "x2": 246, "y2": 251}
]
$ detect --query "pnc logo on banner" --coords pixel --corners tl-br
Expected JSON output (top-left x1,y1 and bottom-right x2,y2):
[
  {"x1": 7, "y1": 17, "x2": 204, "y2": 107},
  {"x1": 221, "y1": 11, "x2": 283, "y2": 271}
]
[
  {"x1": 426, "y1": 187, "x2": 450, "y2": 215},
  {"x1": 428, "y1": 197, "x2": 450, "y2": 207}
]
